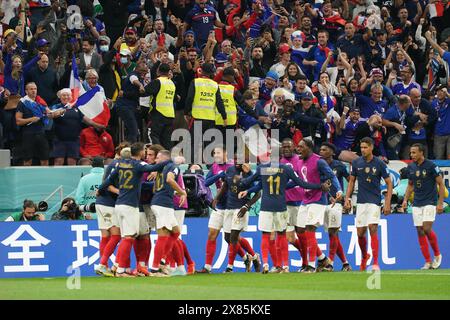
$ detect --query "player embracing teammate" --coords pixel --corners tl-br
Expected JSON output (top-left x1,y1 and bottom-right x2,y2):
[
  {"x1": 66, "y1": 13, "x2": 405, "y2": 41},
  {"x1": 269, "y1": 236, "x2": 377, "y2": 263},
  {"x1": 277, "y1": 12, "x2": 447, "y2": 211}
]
[{"x1": 239, "y1": 145, "x2": 331, "y2": 274}]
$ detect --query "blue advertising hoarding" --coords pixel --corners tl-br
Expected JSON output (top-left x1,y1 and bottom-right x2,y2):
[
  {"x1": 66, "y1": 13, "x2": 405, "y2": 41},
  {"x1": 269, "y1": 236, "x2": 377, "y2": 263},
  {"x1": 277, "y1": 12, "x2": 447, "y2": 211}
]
[{"x1": 1, "y1": 215, "x2": 449, "y2": 278}]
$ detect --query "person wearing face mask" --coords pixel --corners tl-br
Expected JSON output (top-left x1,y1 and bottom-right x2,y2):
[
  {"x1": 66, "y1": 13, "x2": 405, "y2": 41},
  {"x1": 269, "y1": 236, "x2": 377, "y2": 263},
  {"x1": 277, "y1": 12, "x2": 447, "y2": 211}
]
[
  {"x1": 98, "y1": 35, "x2": 111, "y2": 55},
  {"x1": 98, "y1": 36, "x2": 123, "y2": 103},
  {"x1": 118, "y1": 49, "x2": 136, "y2": 80}
]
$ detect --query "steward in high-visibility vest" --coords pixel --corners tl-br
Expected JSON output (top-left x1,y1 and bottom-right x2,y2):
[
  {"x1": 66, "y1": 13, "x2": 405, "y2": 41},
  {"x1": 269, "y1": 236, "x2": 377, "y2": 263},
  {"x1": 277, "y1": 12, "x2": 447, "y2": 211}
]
[
  {"x1": 144, "y1": 63, "x2": 177, "y2": 149},
  {"x1": 185, "y1": 63, "x2": 227, "y2": 125},
  {"x1": 184, "y1": 63, "x2": 227, "y2": 163},
  {"x1": 216, "y1": 82, "x2": 237, "y2": 126},
  {"x1": 215, "y1": 67, "x2": 246, "y2": 127}
]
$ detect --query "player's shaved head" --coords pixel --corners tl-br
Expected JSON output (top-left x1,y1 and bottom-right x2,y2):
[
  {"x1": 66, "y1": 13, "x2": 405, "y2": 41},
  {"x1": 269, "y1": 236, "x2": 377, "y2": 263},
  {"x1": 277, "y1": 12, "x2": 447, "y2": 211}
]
[
  {"x1": 410, "y1": 143, "x2": 425, "y2": 163},
  {"x1": 360, "y1": 137, "x2": 374, "y2": 158},
  {"x1": 131, "y1": 142, "x2": 145, "y2": 157},
  {"x1": 120, "y1": 147, "x2": 131, "y2": 159},
  {"x1": 157, "y1": 150, "x2": 171, "y2": 159},
  {"x1": 361, "y1": 137, "x2": 374, "y2": 147},
  {"x1": 298, "y1": 138, "x2": 314, "y2": 159},
  {"x1": 281, "y1": 138, "x2": 294, "y2": 158},
  {"x1": 319, "y1": 143, "x2": 336, "y2": 160}
]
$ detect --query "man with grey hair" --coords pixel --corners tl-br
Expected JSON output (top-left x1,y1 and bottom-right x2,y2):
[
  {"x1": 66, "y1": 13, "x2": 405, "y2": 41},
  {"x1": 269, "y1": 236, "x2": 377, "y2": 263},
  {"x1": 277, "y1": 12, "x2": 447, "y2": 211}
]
[
  {"x1": 382, "y1": 95, "x2": 415, "y2": 159},
  {"x1": 356, "y1": 82, "x2": 388, "y2": 119}
]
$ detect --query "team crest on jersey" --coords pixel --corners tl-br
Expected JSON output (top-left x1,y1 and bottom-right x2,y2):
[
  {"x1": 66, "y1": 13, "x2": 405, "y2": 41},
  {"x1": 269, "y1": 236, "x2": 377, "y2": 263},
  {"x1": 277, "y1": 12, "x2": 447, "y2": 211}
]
[
  {"x1": 416, "y1": 170, "x2": 420, "y2": 177},
  {"x1": 365, "y1": 167, "x2": 370, "y2": 174},
  {"x1": 372, "y1": 167, "x2": 377, "y2": 174},
  {"x1": 333, "y1": 169, "x2": 337, "y2": 175},
  {"x1": 422, "y1": 170, "x2": 427, "y2": 177}
]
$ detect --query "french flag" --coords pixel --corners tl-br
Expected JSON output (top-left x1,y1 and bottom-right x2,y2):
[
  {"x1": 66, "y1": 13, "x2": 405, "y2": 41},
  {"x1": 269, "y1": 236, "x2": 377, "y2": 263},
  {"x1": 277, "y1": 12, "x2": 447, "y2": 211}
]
[
  {"x1": 29, "y1": 0, "x2": 51, "y2": 8},
  {"x1": 75, "y1": 86, "x2": 111, "y2": 126},
  {"x1": 69, "y1": 55, "x2": 85, "y2": 104},
  {"x1": 429, "y1": 1, "x2": 447, "y2": 18}
]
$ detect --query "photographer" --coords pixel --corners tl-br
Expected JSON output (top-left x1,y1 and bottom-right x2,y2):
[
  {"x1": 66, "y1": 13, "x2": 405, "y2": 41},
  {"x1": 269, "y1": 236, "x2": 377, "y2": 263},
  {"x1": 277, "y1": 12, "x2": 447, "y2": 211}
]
[
  {"x1": 75, "y1": 156, "x2": 105, "y2": 219},
  {"x1": 4, "y1": 200, "x2": 45, "y2": 222},
  {"x1": 50, "y1": 197, "x2": 86, "y2": 221}
]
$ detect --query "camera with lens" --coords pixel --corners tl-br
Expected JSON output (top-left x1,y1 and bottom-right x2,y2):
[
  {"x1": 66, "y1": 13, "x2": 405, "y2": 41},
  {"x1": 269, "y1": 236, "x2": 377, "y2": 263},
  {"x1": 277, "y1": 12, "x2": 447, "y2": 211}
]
[
  {"x1": 64, "y1": 199, "x2": 95, "y2": 213},
  {"x1": 36, "y1": 201, "x2": 49, "y2": 212},
  {"x1": 80, "y1": 203, "x2": 96, "y2": 213}
]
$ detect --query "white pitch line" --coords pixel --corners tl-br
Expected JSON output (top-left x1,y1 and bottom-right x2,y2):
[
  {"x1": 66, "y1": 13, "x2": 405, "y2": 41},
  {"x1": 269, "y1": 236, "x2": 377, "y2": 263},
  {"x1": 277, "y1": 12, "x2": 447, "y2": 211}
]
[{"x1": 377, "y1": 272, "x2": 450, "y2": 276}]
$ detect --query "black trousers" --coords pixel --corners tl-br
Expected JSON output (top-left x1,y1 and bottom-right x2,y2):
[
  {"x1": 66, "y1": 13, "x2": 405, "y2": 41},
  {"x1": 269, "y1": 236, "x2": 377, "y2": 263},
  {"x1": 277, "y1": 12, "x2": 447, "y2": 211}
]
[
  {"x1": 188, "y1": 119, "x2": 217, "y2": 164},
  {"x1": 149, "y1": 111, "x2": 174, "y2": 150}
]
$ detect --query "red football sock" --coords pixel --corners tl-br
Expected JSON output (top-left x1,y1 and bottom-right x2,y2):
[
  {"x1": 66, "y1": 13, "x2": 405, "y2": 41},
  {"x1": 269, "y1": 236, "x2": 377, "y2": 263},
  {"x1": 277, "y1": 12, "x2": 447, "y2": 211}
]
[
  {"x1": 166, "y1": 252, "x2": 175, "y2": 268},
  {"x1": 118, "y1": 238, "x2": 134, "y2": 269},
  {"x1": 101, "y1": 235, "x2": 121, "y2": 266},
  {"x1": 173, "y1": 238, "x2": 184, "y2": 266},
  {"x1": 142, "y1": 238, "x2": 151, "y2": 266},
  {"x1": 164, "y1": 232, "x2": 179, "y2": 259},
  {"x1": 261, "y1": 233, "x2": 270, "y2": 264},
  {"x1": 297, "y1": 232, "x2": 308, "y2": 267},
  {"x1": 370, "y1": 233, "x2": 379, "y2": 265},
  {"x1": 133, "y1": 238, "x2": 143, "y2": 265},
  {"x1": 239, "y1": 237, "x2": 255, "y2": 256},
  {"x1": 114, "y1": 238, "x2": 122, "y2": 265},
  {"x1": 418, "y1": 235, "x2": 431, "y2": 263},
  {"x1": 269, "y1": 239, "x2": 279, "y2": 267},
  {"x1": 276, "y1": 233, "x2": 288, "y2": 267},
  {"x1": 336, "y1": 237, "x2": 347, "y2": 263},
  {"x1": 152, "y1": 236, "x2": 168, "y2": 269},
  {"x1": 205, "y1": 239, "x2": 217, "y2": 266},
  {"x1": 100, "y1": 236, "x2": 110, "y2": 260},
  {"x1": 291, "y1": 238, "x2": 301, "y2": 252},
  {"x1": 426, "y1": 230, "x2": 441, "y2": 256},
  {"x1": 237, "y1": 246, "x2": 245, "y2": 258},
  {"x1": 276, "y1": 241, "x2": 282, "y2": 266},
  {"x1": 329, "y1": 234, "x2": 338, "y2": 262},
  {"x1": 306, "y1": 231, "x2": 318, "y2": 265},
  {"x1": 180, "y1": 239, "x2": 193, "y2": 265},
  {"x1": 358, "y1": 235, "x2": 368, "y2": 258},
  {"x1": 228, "y1": 243, "x2": 240, "y2": 266}
]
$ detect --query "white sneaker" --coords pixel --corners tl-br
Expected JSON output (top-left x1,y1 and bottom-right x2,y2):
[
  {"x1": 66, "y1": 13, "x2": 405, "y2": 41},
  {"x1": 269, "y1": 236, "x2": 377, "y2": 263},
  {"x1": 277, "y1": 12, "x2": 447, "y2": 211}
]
[
  {"x1": 432, "y1": 254, "x2": 442, "y2": 269},
  {"x1": 280, "y1": 266, "x2": 289, "y2": 273},
  {"x1": 421, "y1": 262, "x2": 433, "y2": 270},
  {"x1": 159, "y1": 264, "x2": 171, "y2": 275}
]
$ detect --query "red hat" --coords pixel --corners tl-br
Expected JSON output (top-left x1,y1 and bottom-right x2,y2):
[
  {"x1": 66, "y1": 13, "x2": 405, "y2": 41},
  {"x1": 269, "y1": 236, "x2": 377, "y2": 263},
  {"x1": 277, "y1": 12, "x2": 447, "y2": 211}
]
[
  {"x1": 125, "y1": 27, "x2": 137, "y2": 35},
  {"x1": 279, "y1": 43, "x2": 291, "y2": 54}
]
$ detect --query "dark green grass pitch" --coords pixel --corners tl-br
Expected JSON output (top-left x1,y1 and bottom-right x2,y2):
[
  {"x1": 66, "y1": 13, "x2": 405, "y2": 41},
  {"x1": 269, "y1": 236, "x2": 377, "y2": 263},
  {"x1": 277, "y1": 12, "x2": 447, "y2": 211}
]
[{"x1": 1, "y1": 270, "x2": 450, "y2": 300}]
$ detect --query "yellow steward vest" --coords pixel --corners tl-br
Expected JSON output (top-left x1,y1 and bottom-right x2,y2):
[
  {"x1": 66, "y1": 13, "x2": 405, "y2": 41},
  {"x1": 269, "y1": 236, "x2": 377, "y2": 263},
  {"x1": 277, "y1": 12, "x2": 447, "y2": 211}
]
[
  {"x1": 216, "y1": 83, "x2": 237, "y2": 125},
  {"x1": 154, "y1": 77, "x2": 175, "y2": 118},
  {"x1": 192, "y1": 78, "x2": 218, "y2": 120}
]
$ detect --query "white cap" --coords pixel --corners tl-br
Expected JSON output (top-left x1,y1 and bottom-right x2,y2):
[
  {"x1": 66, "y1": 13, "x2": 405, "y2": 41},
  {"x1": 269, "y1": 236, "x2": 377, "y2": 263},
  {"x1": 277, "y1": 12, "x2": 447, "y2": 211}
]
[{"x1": 120, "y1": 48, "x2": 132, "y2": 57}]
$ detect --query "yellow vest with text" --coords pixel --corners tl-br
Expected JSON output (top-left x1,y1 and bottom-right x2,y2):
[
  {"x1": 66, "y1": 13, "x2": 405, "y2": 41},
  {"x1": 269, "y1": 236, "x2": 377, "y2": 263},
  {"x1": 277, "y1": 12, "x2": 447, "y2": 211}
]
[
  {"x1": 154, "y1": 77, "x2": 175, "y2": 118},
  {"x1": 216, "y1": 83, "x2": 237, "y2": 126},
  {"x1": 192, "y1": 78, "x2": 218, "y2": 120}
]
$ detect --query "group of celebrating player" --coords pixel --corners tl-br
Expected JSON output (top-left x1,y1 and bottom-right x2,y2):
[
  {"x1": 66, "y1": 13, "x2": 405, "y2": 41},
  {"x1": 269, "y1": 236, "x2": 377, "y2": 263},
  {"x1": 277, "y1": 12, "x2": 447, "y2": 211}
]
[{"x1": 93, "y1": 137, "x2": 445, "y2": 277}]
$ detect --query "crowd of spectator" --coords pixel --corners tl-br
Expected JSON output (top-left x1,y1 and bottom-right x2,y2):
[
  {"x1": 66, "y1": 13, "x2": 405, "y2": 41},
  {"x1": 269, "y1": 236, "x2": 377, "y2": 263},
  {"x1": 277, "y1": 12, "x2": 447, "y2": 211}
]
[{"x1": 0, "y1": 0, "x2": 449, "y2": 167}]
